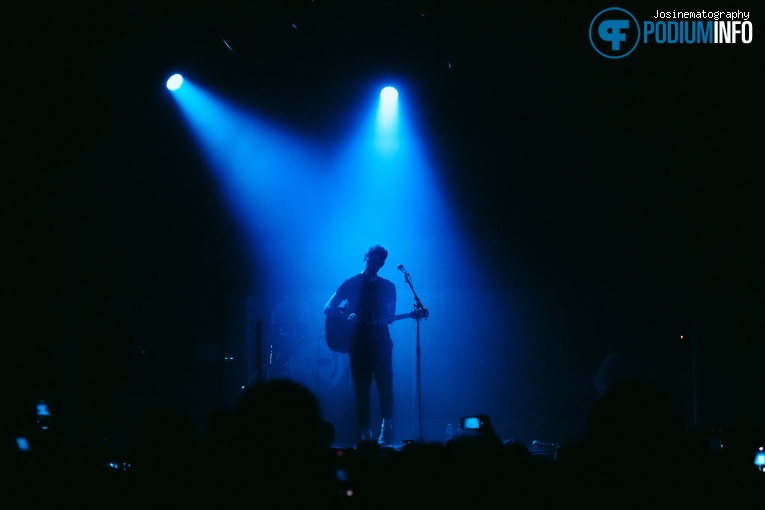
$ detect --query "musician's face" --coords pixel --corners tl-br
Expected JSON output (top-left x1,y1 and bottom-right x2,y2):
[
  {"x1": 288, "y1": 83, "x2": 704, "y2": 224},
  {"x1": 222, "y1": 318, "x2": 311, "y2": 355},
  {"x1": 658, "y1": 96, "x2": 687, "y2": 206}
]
[{"x1": 364, "y1": 253, "x2": 385, "y2": 275}]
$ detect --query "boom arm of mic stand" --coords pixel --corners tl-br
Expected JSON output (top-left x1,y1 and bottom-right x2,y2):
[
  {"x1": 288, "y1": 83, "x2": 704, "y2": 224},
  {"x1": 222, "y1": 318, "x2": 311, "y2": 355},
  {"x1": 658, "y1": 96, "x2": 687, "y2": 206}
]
[{"x1": 403, "y1": 273, "x2": 426, "y2": 314}]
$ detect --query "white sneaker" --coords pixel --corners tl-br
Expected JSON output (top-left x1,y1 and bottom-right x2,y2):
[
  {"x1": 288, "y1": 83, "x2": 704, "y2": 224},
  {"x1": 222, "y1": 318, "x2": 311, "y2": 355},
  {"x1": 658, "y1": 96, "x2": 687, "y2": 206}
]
[{"x1": 378, "y1": 419, "x2": 393, "y2": 446}]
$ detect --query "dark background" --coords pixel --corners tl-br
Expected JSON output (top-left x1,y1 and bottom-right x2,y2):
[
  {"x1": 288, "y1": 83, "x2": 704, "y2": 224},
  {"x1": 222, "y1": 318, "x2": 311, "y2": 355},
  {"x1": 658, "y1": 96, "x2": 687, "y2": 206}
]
[{"x1": 4, "y1": 1, "x2": 762, "y2": 450}]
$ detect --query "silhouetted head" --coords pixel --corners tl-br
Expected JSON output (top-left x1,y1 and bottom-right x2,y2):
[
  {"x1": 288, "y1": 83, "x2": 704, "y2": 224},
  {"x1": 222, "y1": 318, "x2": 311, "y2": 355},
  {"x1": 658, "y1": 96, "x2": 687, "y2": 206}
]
[
  {"x1": 363, "y1": 244, "x2": 388, "y2": 276},
  {"x1": 364, "y1": 244, "x2": 388, "y2": 263},
  {"x1": 583, "y1": 379, "x2": 686, "y2": 475},
  {"x1": 234, "y1": 378, "x2": 321, "y2": 458}
]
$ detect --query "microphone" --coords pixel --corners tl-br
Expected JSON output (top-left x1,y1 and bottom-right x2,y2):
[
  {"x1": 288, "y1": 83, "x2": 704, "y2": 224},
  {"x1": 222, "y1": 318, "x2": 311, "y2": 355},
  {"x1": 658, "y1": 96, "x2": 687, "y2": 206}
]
[{"x1": 397, "y1": 264, "x2": 409, "y2": 274}]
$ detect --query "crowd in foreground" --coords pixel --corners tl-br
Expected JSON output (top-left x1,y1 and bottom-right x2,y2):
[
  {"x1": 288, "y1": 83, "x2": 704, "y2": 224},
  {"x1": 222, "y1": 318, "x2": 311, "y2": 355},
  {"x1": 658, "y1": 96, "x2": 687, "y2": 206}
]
[{"x1": 5, "y1": 378, "x2": 764, "y2": 508}]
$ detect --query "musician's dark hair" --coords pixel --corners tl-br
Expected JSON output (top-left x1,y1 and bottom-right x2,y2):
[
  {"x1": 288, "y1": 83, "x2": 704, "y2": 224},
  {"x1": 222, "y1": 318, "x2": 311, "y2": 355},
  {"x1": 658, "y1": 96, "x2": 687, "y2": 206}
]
[{"x1": 364, "y1": 244, "x2": 388, "y2": 262}]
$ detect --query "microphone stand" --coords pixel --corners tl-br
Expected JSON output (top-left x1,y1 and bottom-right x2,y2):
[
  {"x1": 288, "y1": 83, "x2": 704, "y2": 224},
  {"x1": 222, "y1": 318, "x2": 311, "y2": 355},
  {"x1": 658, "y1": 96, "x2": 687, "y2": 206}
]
[{"x1": 401, "y1": 269, "x2": 427, "y2": 443}]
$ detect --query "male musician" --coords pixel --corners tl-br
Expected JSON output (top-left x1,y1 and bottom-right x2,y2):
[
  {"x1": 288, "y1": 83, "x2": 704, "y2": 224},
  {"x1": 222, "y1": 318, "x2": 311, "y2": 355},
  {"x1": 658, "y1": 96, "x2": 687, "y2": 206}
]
[{"x1": 324, "y1": 244, "x2": 396, "y2": 445}]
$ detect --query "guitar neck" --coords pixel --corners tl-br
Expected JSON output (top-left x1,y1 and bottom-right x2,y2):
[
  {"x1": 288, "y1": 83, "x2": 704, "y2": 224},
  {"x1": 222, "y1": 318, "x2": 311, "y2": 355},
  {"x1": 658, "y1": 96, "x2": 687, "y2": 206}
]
[
  {"x1": 390, "y1": 311, "x2": 427, "y2": 322},
  {"x1": 352, "y1": 310, "x2": 428, "y2": 326}
]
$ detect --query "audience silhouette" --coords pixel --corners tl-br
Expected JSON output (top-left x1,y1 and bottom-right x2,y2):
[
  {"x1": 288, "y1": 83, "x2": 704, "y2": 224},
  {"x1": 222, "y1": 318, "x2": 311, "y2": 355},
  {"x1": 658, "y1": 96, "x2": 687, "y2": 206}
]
[{"x1": 5, "y1": 376, "x2": 763, "y2": 508}]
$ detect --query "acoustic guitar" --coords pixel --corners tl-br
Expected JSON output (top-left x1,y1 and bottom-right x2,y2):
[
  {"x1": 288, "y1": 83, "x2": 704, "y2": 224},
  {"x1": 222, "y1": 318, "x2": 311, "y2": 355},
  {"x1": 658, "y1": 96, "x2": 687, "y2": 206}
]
[{"x1": 325, "y1": 308, "x2": 429, "y2": 353}]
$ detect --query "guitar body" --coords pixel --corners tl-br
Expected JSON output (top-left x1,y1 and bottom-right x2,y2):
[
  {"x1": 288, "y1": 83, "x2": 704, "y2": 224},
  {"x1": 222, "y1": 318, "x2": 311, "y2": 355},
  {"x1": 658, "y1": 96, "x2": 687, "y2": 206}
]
[
  {"x1": 325, "y1": 308, "x2": 429, "y2": 353},
  {"x1": 325, "y1": 311, "x2": 354, "y2": 353}
]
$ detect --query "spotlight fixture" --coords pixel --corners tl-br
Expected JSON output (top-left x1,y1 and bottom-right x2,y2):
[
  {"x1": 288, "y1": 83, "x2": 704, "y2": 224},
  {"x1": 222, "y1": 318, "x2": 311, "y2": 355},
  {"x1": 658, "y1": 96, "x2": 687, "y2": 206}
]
[
  {"x1": 381, "y1": 86, "x2": 398, "y2": 101},
  {"x1": 166, "y1": 74, "x2": 184, "y2": 91}
]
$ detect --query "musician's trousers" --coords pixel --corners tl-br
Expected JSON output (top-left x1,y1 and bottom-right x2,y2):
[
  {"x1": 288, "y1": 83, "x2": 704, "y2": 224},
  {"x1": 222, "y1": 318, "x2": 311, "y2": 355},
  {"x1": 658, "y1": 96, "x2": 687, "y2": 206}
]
[{"x1": 349, "y1": 332, "x2": 393, "y2": 430}]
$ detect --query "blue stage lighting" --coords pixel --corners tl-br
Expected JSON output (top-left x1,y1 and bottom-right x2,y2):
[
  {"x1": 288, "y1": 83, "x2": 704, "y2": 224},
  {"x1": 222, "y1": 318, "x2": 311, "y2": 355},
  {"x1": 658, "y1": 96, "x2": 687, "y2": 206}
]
[
  {"x1": 166, "y1": 74, "x2": 184, "y2": 91},
  {"x1": 381, "y1": 86, "x2": 398, "y2": 101}
]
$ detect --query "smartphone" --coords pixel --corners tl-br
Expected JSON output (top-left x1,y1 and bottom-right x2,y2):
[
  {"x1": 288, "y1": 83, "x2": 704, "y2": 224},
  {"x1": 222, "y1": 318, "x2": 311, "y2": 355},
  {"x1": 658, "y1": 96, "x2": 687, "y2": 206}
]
[
  {"x1": 461, "y1": 416, "x2": 482, "y2": 431},
  {"x1": 755, "y1": 447, "x2": 765, "y2": 470},
  {"x1": 36, "y1": 400, "x2": 51, "y2": 430}
]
